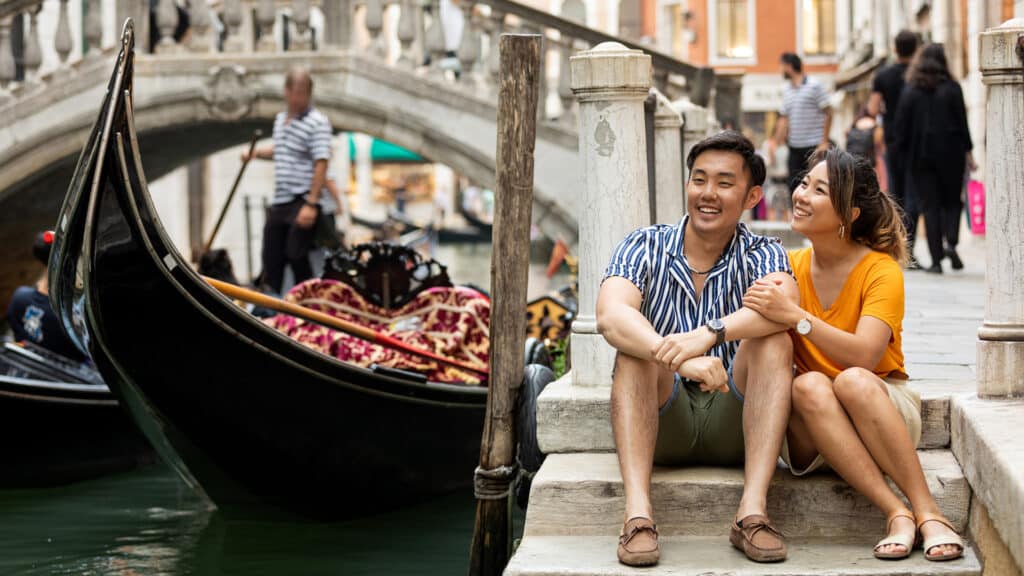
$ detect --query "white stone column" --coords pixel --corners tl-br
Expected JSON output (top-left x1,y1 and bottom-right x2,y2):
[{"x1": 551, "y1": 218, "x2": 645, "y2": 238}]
[
  {"x1": 569, "y1": 42, "x2": 652, "y2": 388},
  {"x1": 0, "y1": 16, "x2": 14, "y2": 89},
  {"x1": 673, "y1": 97, "x2": 709, "y2": 185},
  {"x1": 652, "y1": 89, "x2": 683, "y2": 224},
  {"x1": 255, "y1": 0, "x2": 277, "y2": 52},
  {"x1": 977, "y1": 18, "x2": 1024, "y2": 398}
]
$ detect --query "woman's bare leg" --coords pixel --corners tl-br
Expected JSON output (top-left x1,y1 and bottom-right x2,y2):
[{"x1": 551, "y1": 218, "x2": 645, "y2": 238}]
[
  {"x1": 832, "y1": 368, "x2": 960, "y2": 558},
  {"x1": 791, "y1": 371, "x2": 915, "y2": 555}
]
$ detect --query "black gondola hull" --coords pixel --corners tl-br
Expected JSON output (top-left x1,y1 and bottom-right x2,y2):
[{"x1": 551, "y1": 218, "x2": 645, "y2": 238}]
[{"x1": 49, "y1": 22, "x2": 488, "y2": 519}]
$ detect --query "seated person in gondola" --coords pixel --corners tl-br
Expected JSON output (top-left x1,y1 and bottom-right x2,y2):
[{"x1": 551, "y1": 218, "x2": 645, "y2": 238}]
[{"x1": 5, "y1": 232, "x2": 86, "y2": 361}]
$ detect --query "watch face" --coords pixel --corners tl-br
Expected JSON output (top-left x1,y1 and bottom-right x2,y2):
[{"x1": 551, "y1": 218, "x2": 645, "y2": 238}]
[
  {"x1": 708, "y1": 318, "x2": 725, "y2": 332},
  {"x1": 797, "y1": 318, "x2": 812, "y2": 335}
]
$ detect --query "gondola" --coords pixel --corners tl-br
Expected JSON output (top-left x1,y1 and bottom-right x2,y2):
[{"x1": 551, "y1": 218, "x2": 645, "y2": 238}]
[
  {"x1": 48, "y1": 21, "x2": 489, "y2": 519},
  {"x1": 0, "y1": 341, "x2": 153, "y2": 486},
  {"x1": 351, "y1": 211, "x2": 492, "y2": 244}
]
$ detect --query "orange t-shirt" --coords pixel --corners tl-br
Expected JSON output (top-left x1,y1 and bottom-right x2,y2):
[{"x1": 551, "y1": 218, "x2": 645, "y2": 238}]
[{"x1": 789, "y1": 247, "x2": 907, "y2": 380}]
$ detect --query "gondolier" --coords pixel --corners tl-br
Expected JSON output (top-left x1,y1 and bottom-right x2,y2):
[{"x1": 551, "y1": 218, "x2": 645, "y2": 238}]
[{"x1": 244, "y1": 66, "x2": 333, "y2": 294}]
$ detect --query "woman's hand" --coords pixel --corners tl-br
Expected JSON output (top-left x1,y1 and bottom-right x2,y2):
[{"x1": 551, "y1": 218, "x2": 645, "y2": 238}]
[{"x1": 743, "y1": 278, "x2": 801, "y2": 327}]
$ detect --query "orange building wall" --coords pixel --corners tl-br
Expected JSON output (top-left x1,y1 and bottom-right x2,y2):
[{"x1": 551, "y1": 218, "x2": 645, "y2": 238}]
[{"x1": 686, "y1": 0, "x2": 837, "y2": 75}]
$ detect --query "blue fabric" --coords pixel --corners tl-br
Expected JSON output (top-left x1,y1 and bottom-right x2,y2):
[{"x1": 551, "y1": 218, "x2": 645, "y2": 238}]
[
  {"x1": 603, "y1": 215, "x2": 792, "y2": 374},
  {"x1": 6, "y1": 287, "x2": 85, "y2": 361}
]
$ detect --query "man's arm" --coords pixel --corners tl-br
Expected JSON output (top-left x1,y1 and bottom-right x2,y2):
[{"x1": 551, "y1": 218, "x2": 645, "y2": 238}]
[
  {"x1": 768, "y1": 116, "x2": 788, "y2": 164},
  {"x1": 306, "y1": 159, "x2": 328, "y2": 204},
  {"x1": 242, "y1": 144, "x2": 274, "y2": 162},
  {"x1": 596, "y1": 277, "x2": 662, "y2": 359},
  {"x1": 867, "y1": 91, "x2": 883, "y2": 118},
  {"x1": 819, "y1": 107, "x2": 833, "y2": 151}
]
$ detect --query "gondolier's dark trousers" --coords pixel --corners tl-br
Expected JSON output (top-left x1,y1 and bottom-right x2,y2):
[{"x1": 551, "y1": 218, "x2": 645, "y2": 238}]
[{"x1": 262, "y1": 196, "x2": 319, "y2": 295}]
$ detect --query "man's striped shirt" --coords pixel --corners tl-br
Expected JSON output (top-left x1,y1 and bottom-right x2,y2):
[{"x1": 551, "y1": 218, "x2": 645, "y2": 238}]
[
  {"x1": 603, "y1": 216, "x2": 792, "y2": 371},
  {"x1": 780, "y1": 77, "x2": 831, "y2": 149},
  {"x1": 272, "y1": 107, "x2": 332, "y2": 205}
]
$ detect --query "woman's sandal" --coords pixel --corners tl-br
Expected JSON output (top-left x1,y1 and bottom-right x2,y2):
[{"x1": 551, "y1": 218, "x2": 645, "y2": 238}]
[
  {"x1": 873, "y1": 509, "x2": 917, "y2": 560},
  {"x1": 917, "y1": 512, "x2": 965, "y2": 562}
]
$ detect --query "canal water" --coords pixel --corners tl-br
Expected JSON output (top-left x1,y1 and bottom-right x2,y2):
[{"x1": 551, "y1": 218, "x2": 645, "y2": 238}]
[
  {"x1": 0, "y1": 462, "x2": 525, "y2": 575},
  {"x1": 0, "y1": 241, "x2": 541, "y2": 575}
]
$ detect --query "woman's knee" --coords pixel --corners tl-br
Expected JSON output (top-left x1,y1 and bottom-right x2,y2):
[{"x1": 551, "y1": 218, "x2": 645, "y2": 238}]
[
  {"x1": 833, "y1": 367, "x2": 886, "y2": 409},
  {"x1": 792, "y1": 372, "x2": 837, "y2": 415}
]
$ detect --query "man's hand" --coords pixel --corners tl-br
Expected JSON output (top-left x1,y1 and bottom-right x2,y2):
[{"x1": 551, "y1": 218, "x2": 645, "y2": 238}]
[
  {"x1": 294, "y1": 203, "x2": 319, "y2": 229},
  {"x1": 814, "y1": 141, "x2": 830, "y2": 154},
  {"x1": 652, "y1": 328, "x2": 716, "y2": 372},
  {"x1": 677, "y1": 356, "x2": 729, "y2": 394}
]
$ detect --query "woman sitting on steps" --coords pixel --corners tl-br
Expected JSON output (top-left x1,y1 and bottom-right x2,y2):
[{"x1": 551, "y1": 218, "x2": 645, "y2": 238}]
[{"x1": 743, "y1": 148, "x2": 964, "y2": 562}]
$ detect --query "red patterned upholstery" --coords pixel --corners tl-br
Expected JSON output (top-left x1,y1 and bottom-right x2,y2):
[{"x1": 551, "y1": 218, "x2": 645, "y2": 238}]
[{"x1": 265, "y1": 279, "x2": 490, "y2": 384}]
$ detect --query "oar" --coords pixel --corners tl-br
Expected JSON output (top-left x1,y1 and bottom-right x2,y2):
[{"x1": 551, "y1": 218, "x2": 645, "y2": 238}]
[
  {"x1": 202, "y1": 276, "x2": 489, "y2": 377},
  {"x1": 202, "y1": 130, "x2": 262, "y2": 256}
]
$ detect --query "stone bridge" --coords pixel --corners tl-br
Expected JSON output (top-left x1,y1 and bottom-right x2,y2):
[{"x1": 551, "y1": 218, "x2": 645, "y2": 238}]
[{"x1": 0, "y1": 0, "x2": 736, "y2": 309}]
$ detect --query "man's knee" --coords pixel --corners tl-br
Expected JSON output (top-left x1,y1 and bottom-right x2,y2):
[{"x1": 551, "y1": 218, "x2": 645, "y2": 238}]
[
  {"x1": 792, "y1": 372, "x2": 836, "y2": 415},
  {"x1": 832, "y1": 367, "x2": 884, "y2": 409},
  {"x1": 612, "y1": 352, "x2": 659, "y2": 387},
  {"x1": 746, "y1": 331, "x2": 793, "y2": 362}
]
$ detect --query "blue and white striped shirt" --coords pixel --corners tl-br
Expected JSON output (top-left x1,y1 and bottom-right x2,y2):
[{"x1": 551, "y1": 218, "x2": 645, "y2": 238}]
[
  {"x1": 602, "y1": 216, "x2": 792, "y2": 371},
  {"x1": 272, "y1": 107, "x2": 333, "y2": 205},
  {"x1": 780, "y1": 77, "x2": 831, "y2": 148}
]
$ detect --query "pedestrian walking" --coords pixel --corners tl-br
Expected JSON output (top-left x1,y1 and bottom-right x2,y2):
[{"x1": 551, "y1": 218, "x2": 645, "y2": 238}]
[
  {"x1": 845, "y1": 107, "x2": 882, "y2": 166},
  {"x1": 892, "y1": 44, "x2": 976, "y2": 274},
  {"x1": 868, "y1": 30, "x2": 921, "y2": 268},
  {"x1": 244, "y1": 67, "x2": 333, "y2": 294},
  {"x1": 767, "y1": 53, "x2": 833, "y2": 191}
]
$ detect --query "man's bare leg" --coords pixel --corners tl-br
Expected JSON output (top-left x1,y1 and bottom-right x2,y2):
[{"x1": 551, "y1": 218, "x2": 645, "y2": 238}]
[
  {"x1": 730, "y1": 332, "x2": 793, "y2": 520},
  {"x1": 610, "y1": 353, "x2": 676, "y2": 521}
]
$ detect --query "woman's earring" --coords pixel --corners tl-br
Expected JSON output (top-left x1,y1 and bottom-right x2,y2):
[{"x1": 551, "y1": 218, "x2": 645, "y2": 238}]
[{"x1": 838, "y1": 224, "x2": 846, "y2": 239}]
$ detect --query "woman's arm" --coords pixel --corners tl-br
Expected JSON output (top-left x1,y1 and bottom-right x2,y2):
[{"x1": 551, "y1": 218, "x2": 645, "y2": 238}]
[{"x1": 743, "y1": 278, "x2": 893, "y2": 369}]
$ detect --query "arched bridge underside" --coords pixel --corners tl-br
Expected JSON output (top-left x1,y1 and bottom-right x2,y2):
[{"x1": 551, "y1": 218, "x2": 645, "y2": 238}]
[{"x1": 0, "y1": 50, "x2": 581, "y2": 307}]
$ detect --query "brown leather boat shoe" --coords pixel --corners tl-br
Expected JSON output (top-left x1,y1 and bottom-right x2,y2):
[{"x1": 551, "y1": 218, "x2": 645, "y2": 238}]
[
  {"x1": 617, "y1": 516, "x2": 660, "y2": 567},
  {"x1": 730, "y1": 514, "x2": 787, "y2": 563}
]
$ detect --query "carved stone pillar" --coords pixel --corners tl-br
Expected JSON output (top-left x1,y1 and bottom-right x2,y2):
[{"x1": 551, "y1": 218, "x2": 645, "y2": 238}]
[
  {"x1": 0, "y1": 16, "x2": 15, "y2": 88},
  {"x1": 291, "y1": 0, "x2": 312, "y2": 50},
  {"x1": 558, "y1": 0, "x2": 586, "y2": 123},
  {"x1": 255, "y1": 0, "x2": 277, "y2": 52},
  {"x1": 456, "y1": 1, "x2": 478, "y2": 84},
  {"x1": 85, "y1": 0, "x2": 103, "y2": 56},
  {"x1": 222, "y1": 0, "x2": 244, "y2": 52},
  {"x1": 23, "y1": 10, "x2": 42, "y2": 80},
  {"x1": 674, "y1": 98, "x2": 709, "y2": 184},
  {"x1": 322, "y1": 0, "x2": 351, "y2": 49},
  {"x1": 486, "y1": 9, "x2": 504, "y2": 85},
  {"x1": 396, "y1": 0, "x2": 417, "y2": 66},
  {"x1": 652, "y1": 89, "x2": 684, "y2": 224},
  {"x1": 569, "y1": 42, "x2": 652, "y2": 387},
  {"x1": 55, "y1": 0, "x2": 73, "y2": 63},
  {"x1": 977, "y1": 18, "x2": 1024, "y2": 397},
  {"x1": 189, "y1": 0, "x2": 213, "y2": 52},
  {"x1": 364, "y1": 0, "x2": 384, "y2": 57},
  {"x1": 424, "y1": 0, "x2": 446, "y2": 77}
]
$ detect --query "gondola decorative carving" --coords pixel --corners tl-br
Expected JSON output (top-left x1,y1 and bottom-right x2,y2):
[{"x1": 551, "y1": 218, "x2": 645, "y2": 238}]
[{"x1": 323, "y1": 243, "x2": 453, "y2": 309}]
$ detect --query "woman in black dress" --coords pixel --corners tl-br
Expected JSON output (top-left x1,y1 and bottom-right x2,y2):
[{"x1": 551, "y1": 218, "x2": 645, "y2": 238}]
[{"x1": 893, "y1": 44, "x2": 977, "y2": 273}]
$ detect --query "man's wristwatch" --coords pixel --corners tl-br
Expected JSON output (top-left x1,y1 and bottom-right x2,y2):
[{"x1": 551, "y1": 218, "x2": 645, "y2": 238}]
[
  {"x1": 796, "y1": 316, "x2": 813, "y2": 336},
  {"x1": 705, "y1": 318, "x2": 726, "y2": 346}
]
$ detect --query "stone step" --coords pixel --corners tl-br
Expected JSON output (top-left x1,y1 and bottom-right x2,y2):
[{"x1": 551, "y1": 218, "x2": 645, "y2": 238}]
[
  {"x1": 538, "y1": 375, "x2": 961, "y2": 454},
  {"x1": 505, "y1": 535, "x2": 981, "y2": 576},
  {"x1": 523, "y1": 451, "x2": 970, "y2": 541}
]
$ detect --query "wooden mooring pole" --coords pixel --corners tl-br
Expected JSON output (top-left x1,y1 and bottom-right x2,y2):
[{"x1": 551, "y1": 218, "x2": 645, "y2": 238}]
[{"x1": 468, "y1": 33, "x2": 541, "y2": 576}]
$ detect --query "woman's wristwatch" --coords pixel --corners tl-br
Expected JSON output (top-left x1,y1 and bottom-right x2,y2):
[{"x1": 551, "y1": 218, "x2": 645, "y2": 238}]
[{"x1": 796, "y1": 316, "x2": 813, "y2": 336}]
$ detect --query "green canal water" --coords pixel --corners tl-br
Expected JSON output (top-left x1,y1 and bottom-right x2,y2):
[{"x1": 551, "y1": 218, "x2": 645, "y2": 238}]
[{"x1": 0, "y1": 463, "x2": 523, "y2": 575}]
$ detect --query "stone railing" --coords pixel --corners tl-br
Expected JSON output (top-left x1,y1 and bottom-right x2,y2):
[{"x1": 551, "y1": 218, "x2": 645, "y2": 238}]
[{"x1": 0, "y1": 0, "x2": 737, "y2": 125}]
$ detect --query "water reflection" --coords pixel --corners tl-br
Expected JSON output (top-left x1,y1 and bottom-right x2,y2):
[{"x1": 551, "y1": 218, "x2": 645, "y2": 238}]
[{"x1": 0, "y1": 464, "x2": 509, "y2": 575}]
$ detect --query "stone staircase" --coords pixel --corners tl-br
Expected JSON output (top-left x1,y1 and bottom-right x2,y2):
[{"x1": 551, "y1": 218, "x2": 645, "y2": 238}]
[{"x1": 505, "y1": 375, "x2": 983, "y2": 575}]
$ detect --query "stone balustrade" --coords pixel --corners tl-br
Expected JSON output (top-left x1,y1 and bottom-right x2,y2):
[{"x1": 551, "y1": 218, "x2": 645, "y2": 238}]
[{"x1": 0, "y1": 0, "x2": 732, "y2": 127}]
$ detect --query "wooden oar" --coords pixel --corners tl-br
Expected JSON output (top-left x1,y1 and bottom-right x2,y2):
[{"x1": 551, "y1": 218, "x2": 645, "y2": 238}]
[
  {"x1": 202, "y1": 130, "x2": 262, "y2": 256},
  {"x1": 202, "y1": 276, "x2": 489, "y2": 377}
]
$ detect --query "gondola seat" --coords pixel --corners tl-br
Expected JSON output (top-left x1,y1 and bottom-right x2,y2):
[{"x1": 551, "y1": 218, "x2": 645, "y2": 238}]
[{"x1": 266, "y1": 279, "x2": 490, "y2": 384}]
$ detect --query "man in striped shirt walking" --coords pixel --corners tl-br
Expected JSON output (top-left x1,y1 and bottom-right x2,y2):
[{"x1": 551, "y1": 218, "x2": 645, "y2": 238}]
[
  {"x1": 768, "y1": 53, "x2": 833, "y2": 191},
  {"x1": 598, "y1": 132, "x2": 798, "y2": 566},
  {"x1": 245, "y1": 67, "x2": 333, "y2": 294}
]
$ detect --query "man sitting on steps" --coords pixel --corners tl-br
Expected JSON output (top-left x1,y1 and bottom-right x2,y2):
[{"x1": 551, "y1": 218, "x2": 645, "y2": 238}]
[{"x1": 597, "y1": 131, "x2": 798, "y2": 566}]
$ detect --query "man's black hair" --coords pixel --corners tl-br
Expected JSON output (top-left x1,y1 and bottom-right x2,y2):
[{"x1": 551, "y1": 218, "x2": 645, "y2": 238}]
[
  {"x1": 894, "y1": 30, "x2": 920, "y2": 59},
  {"x1": 686, "y1": 130, "x2": 766, "y2": 190},
  {"x1": 780, "y1": 52, "x2": 802, "y2": 73}
]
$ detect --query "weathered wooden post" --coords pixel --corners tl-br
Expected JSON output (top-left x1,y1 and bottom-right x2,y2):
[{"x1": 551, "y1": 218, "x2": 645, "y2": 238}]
[
  {"x1": 468, "y1": 33, "x2": 541, "y2": 576},
  {"x1": 977, "y1": 18, "x2": 1024, "y2": 398},
  {"x1": 652, "y1": 89, "x2": 684, "y2": 224},
  {"x1": 569, "y1": 42, "x2": 652, "y2": 388}
]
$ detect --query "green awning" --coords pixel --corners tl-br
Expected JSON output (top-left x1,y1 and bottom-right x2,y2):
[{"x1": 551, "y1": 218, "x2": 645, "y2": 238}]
[{"x1": 346, "y1": 135, "x2": 425, "y2": 163}]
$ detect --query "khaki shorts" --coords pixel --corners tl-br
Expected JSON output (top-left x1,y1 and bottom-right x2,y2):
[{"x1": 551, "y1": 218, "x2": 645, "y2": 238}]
[
  {"x1": 780, "y1": 377, "x2": 922, "y2": 476},
  {"x1": 653, "y1": 376, "x2": 746, "y2": 466}
]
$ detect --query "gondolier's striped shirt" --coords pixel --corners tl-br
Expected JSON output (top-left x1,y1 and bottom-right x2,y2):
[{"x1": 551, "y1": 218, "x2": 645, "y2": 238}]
[
  {"x1": 603, "y1": 216, "x2": 792, "y2": 371},
  {"x1": 780, "y1": 77, "x2": 831, "y2": 149},
  {"x1": 272, "y1": 107, "x2": 333, "y2": 205}
]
